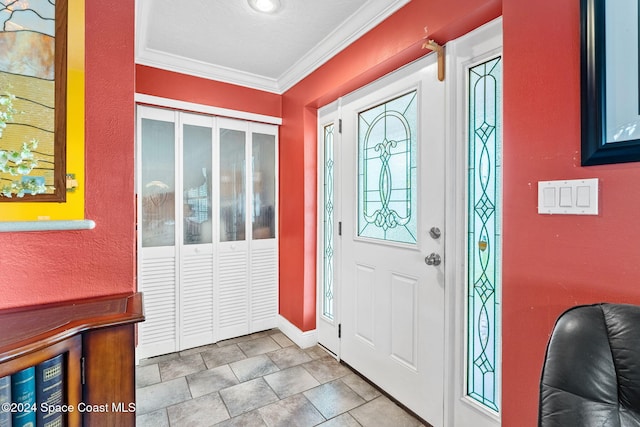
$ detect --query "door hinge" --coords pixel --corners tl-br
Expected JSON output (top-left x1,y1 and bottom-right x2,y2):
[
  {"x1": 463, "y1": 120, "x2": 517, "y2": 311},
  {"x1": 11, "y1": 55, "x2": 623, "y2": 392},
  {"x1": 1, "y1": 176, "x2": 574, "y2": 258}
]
[
  {"x1": 81, "y1": 356, "x2": 86, "y2": 385},
  {"x1": 338, "y1": 119, "x2": 342, "y2": 134},
  {"x1": 338, "y1": 222, "x2": 342, "y2": 236},
  {"x1": 338, "y1": 323, "x2": 342, "y2": 338}
]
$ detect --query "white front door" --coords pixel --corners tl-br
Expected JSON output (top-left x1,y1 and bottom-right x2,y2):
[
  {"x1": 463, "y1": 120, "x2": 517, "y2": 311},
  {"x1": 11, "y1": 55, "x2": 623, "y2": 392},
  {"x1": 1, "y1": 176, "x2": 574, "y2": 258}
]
[{"x1": 339, "y1": 53, "x2": 446, "y2": 426}]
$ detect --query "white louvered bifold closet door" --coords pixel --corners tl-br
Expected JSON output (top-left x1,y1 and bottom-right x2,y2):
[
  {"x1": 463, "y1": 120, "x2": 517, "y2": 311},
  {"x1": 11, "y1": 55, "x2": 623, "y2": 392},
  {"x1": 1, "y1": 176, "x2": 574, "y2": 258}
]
[
  {"x1": 216, "y1": 118, "x2": 251, "y2": 341},
  {"x1": 249, "y1": 124, "x2": 279, "y2": 333},
  {"x1": 179, "y1": 113, "x2": 216, "y2": 350},
  {"x1": 137, "y1": 108, "x2": 278, "y2": 359},
  {"x1": 137, "y1": 107, "x2": 179, "y2": 359}
]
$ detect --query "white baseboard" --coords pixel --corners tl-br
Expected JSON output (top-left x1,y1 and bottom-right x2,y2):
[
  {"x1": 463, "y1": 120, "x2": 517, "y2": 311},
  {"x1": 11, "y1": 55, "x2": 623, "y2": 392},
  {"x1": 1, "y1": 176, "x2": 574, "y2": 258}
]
[{"x1": 277, "y1": 315, "x2": 318, "y2": 349}]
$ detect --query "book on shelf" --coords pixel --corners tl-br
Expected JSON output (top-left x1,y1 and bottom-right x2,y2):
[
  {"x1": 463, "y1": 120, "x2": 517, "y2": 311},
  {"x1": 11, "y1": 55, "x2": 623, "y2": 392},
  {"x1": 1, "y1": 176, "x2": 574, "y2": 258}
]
[
  {"x1": 0, "y1": 375, "x2": 11, "y2": 427},
  {"x1": 11, "y1": 367, "x2": 35, "y2": 427},
  {"x1": 35, "y1": 354, "x2": 64, "y2": 427}
]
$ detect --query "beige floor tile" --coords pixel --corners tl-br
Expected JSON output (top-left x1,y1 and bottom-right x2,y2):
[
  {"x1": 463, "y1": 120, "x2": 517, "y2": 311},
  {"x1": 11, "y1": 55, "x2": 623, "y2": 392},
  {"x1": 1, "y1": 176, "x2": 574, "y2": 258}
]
[
  {"x1": 136, "y1": 377, "x2": 192, "y2": 415},
  {"x1": 202, "y1": 344, "x2": 247, "y2": 369},
  {"x1": 230, "y1": 354, "x2": 280, "y2": 382},
  {"x1": 159, "y1": 353, "x2": 206, "y2": 381},
  {"x1": 303, "y1": 380, "x2": 365, "y2": 419},
  {"x1": 219, "y1": 377, "x2": 279, "y2": 417},
  {"x1": 187, "y1": 364, "x2": 239, "y2": 398},
  {"x1": 167, "y1": 392, "x2": 230, "y2": 426},
  {"x1": 259, "y1": 394, "x2": 325, "y2": 427},
  {"x1": 349, "y1": 396, "x2": 425, "y2": 427},
  {"x1": 237, "y1": 336, "x2": 281, "y2": 357},
  {"x1": 263, "y1": 365, "x2": 320, "y2": 399}
]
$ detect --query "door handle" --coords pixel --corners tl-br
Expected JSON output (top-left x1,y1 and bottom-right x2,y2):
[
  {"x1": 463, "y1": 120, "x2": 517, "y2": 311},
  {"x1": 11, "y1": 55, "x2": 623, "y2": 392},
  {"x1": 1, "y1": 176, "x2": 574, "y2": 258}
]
[{"x1": 424, "y1": 253, "x2": 441, "y2": 266}]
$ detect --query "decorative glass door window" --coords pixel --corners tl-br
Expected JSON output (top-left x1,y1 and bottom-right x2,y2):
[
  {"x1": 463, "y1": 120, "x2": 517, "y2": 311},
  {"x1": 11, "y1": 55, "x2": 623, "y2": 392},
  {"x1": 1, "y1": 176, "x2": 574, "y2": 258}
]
[
  {"x1": 357, "y1": 91, "x2": 417, "y2": 244},
  {"x1": 467, "y1": 56, "x2": 502, "y2": 413},
  {"x1": 322, "y1": 123, "x2": 335, "y2": 319}
]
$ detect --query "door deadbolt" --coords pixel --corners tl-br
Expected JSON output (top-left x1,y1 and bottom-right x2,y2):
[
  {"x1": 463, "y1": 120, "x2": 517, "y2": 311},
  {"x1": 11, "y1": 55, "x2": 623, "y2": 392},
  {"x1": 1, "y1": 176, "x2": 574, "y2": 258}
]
[{"x1": 429, "y1": 227, "x2": 441, "y2": 239}]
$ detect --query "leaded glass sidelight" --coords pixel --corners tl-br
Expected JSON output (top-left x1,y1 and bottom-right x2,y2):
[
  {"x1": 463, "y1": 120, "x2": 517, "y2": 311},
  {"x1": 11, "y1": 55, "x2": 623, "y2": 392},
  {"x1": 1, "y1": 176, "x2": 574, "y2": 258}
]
[
  {"x1": 322, "y1": 124, "x2": 335, "y2": 319},
  {"x1": 358, "y1": 91, "x2": 417, "y2": 244},
  {"x1": 467, "y1": 56, "x2": 502, "y2": 413}
]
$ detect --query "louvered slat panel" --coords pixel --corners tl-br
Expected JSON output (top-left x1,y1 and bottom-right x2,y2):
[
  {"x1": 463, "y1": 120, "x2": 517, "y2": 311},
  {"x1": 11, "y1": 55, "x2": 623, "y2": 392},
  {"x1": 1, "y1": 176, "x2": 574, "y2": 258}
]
[
  {"x1": 139, "y1": 255, "x2": 177, "y2": 354},
  {"x1": 250, "y1": 247, "x2": 278, "y2": 325},
  {"x1": 218, "y1": 250, "x2": 248, "y2": 329},
  {"x1": 182, "y1": 253, "x2": 214, "y2": 340}
]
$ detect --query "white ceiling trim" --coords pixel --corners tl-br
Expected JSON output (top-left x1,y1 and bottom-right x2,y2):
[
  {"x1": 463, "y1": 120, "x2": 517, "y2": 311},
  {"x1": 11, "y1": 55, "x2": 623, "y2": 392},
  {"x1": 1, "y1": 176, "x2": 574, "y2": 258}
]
[
  {"x1": 135, "y1": 0, "x2": 410, "y2": 95},
  {"x1": 136, "y1": 47, "x2": 283, "y2": 94},
  {"x1": 277, "y1": 0, "x2": 410, "y2": 93}
]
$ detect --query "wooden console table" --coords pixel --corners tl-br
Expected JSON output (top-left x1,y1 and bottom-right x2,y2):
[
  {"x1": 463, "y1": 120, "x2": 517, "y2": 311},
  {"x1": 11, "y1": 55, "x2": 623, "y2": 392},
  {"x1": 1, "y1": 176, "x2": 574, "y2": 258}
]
[{"x1": 0, "y1": 293, "x2": 144, "y2": 427}]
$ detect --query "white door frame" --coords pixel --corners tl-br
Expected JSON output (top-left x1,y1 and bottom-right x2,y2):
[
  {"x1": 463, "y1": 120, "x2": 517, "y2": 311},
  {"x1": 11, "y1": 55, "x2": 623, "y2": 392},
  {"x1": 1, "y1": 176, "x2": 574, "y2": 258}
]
[
  {"x1": 316, "y1": 101, "x2": 342, "y2": 357},
  {"x1": 443, "y1": 17, "x2": 502, "y2": 427}
]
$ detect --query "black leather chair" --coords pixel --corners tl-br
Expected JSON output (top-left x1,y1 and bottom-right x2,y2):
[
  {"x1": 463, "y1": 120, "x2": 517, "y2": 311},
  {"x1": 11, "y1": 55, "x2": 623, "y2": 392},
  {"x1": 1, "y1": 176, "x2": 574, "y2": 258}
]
[{"x1": 539, "y1": 303, "x2": 640, "y2": 426}]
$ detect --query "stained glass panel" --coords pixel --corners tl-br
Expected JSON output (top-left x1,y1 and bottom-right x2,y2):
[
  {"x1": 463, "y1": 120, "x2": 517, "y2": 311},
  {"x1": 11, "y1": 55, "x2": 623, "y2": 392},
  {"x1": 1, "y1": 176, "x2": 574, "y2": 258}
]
[
  {"x1": 323, "y1": 124, "x2": 334, "y2": 319},
  {"x1": 467, "y1": 56, "x2": 502, "y2": 413},
  {"x1": 357, "y1": 91, "x2": 417, "y2": 244}
]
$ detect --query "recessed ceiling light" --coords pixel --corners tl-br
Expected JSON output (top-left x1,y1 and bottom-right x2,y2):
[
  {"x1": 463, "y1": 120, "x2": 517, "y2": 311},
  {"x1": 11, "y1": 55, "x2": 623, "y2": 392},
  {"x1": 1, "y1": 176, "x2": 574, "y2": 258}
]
[{"x1": 248, "y1": 0, "x2": 281, "y2": 13}]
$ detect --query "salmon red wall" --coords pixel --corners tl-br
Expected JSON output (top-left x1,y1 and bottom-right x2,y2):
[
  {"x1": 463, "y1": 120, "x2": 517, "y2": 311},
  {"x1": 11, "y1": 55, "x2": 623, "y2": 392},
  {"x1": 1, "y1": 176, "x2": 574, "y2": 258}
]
[
  {"x1": 0, "y1": 1, "x2": 136, "y2": 309},
  {"x1": 135, "y1": 65, "x2": 282, "y2": 118},
  {"x1": 279, "y1": 0, "x2": 502, "y2": 331},
  {"x1": 502, "y1": 0, "x2": 640, "y2": 424}
]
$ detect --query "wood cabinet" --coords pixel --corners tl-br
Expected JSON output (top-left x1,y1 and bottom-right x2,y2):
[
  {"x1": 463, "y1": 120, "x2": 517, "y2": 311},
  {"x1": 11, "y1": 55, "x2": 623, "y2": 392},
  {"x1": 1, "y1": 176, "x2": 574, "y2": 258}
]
[{"x1": 0, "y1": 293, "x2": 144, "y2": 427}]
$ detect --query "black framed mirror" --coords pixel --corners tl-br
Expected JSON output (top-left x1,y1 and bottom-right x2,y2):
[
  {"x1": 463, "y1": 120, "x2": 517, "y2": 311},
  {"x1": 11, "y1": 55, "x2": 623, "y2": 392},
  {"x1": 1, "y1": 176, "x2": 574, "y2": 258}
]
[{"x1": 581, "y1": 0, "x2": 640, "y2": 165}]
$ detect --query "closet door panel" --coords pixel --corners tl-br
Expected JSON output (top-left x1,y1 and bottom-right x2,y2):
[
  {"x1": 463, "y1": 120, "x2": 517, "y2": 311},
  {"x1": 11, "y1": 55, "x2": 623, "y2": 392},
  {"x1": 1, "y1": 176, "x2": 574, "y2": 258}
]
[
  {"x1": 249, "y1": 124, "x2": 279, "y2": 332},
  {"x1": 137, "y1": 107, "x2": 179, "y2": 358},
  {"x1": 180, "y1": 114, "x2": 215, "y2": 350},
  {"x1": 217, "y1": 118, "x2": 250, "y2": 341}
]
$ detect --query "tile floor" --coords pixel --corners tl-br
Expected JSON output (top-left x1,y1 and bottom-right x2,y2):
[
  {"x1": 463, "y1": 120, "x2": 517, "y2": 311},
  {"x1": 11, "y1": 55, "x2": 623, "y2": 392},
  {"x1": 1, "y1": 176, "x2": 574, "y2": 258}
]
[{"x1": 136, "y1": 329, "x2": 426, "y2": 427}]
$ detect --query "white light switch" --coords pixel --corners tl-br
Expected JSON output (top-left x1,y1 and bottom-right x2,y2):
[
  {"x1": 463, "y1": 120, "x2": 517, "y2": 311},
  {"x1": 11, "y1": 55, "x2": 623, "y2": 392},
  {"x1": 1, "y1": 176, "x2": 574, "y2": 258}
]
[
  {"x1": 538, "y1": 178, "x2": 598, "y2": 215},
  {"x1": 559, "y1": 187, "x2": 572, "y2": 207},
  {"x1": 542, "y1": 187, "x2": 556, "y2": 207},
  {"x1": 576, "y1": 185, "x2": 590, "y2": 207}
]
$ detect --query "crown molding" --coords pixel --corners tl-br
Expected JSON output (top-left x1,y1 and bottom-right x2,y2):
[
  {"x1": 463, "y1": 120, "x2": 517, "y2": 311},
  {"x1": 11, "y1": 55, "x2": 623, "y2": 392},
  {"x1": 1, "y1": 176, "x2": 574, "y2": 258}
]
[
  {"x1": 136, "y1": 48, "x2": 282, "y2": 94},
  {"x1": 135, "y1": 0, "x2": 409, "y2": 94},
  {"x1": 277, "y1": 0, "x2": 410, "y2": 92}
]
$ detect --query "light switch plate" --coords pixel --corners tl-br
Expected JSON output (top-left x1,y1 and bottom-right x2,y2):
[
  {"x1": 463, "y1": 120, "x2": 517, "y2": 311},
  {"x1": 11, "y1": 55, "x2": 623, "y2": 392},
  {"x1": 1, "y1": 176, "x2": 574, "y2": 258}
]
[{"x1": 538, "y1": 178, "x2": 599, "y2": 215}]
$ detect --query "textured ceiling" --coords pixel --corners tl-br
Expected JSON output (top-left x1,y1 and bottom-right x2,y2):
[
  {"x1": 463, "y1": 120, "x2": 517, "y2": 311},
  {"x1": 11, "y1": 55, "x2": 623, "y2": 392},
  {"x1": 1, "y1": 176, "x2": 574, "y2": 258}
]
[{"x1": 136, "y1": 0, "x2": 409, "y2": 93}]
